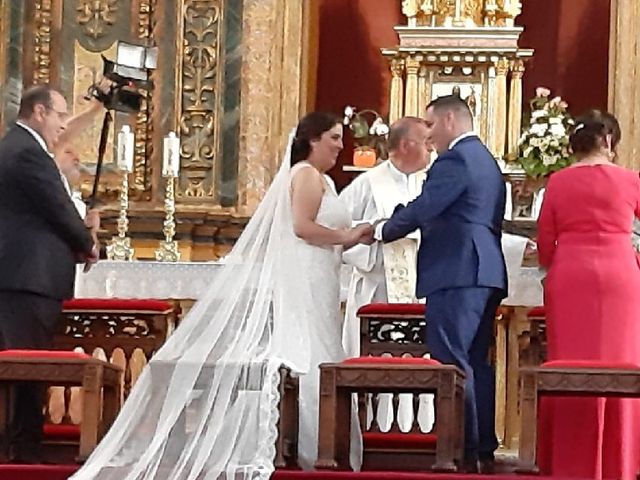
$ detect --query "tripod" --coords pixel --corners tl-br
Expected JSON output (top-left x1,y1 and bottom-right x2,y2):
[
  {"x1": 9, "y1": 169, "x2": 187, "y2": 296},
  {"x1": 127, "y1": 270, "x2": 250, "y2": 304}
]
[{"x1": 88, "y1": 110, "x2": 113, "y2": 209}]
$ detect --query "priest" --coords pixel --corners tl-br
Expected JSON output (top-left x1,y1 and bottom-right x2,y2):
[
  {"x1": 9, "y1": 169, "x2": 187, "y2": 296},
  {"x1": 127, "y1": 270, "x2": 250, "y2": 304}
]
[
  {"x1": 339, "y1": 116, "x2": 433, "y2": 432},
  {"x1": 340, "y1": 116, "x2": 431, "y2": 355}
]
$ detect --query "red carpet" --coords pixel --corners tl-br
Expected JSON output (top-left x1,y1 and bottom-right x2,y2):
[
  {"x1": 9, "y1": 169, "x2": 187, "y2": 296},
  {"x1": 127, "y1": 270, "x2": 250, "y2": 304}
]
[
  {"x1": 0, "y1": 464, "x2": 78, "y2": 480},
  {"x1": 0, "y1": 464, "x2": 587, "y2": 480}
]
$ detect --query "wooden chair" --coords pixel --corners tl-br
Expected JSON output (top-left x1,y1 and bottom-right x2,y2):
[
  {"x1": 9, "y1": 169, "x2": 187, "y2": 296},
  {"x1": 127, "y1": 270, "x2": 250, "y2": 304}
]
[
  {"x1": 315, "y1": 356, "x2": 465, "y2": 472},
  {"x1": 356, "y1": 303, "x2": 441, "y2": 469},
  {"x1": 522, "y1": 306, "x2": 547, "y2": 367},
  {"x1": 0, "y1": 350, "x2": 122, "y2": 462},
  {"x1": 274, "y1": 367, "x2": 299, "y2": 468},
  {"x1": 518, "y1": 360, "x2": 640, "y2": 473},
  {"x1": 147, "y1": 359, "x2": 299, "y2": 468},
  {"x1": 36, "y1": 298, "x2": 179, "y2": 461}
]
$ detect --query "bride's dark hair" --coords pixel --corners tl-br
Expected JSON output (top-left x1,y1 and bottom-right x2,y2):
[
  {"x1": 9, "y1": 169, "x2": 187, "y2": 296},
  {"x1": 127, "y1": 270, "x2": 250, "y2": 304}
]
[{"x1": 291, "y1": 112, "x2": 341, "y2": 165}]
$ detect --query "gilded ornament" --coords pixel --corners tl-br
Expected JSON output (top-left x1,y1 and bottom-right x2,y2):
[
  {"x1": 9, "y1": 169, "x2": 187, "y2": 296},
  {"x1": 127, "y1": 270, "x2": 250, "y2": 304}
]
[
  {"x1": 178, "y1": 0, "x2": 221, "y2": 200},
  {"x1": 76, "y1": 0, "x2": 118, "y2": 39},
  {"x1": 33, "y1": 0, "x2": 52, "y2": 83}
]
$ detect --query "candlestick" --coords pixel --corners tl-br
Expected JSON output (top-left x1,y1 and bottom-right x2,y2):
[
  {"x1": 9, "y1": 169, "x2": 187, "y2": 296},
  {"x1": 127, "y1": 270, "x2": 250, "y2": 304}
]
[
  {"x1": 106, "y1": 169, "x2": 135, "y2": 261},
  {"x1": 116, "y1": 125, "x2": 134, "y2": 172},
  {"x1": 162, "y1": 131, "x2": 180, "y2": 177},
  {"x1": 156, "y1": 132, "x2": 181, "y2": 262}
]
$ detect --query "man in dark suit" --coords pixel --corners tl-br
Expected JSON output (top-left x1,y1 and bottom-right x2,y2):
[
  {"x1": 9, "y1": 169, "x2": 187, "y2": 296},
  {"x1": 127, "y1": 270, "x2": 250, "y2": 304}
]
[
  {"x1": 0, "y1": 85, "x2": 97, "y2": 462},
  {"x1": 376, "y1": 95, "x2": 507, "y2": 472}
]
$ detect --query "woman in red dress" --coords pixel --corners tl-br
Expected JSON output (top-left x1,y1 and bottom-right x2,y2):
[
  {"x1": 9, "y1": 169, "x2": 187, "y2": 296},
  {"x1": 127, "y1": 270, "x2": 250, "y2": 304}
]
[{"x1": 537, "y1": 110, "x2": 640, "y2": 480}]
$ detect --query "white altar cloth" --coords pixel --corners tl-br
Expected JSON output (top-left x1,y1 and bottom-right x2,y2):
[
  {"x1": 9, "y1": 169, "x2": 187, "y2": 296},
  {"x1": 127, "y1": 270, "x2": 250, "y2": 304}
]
[{"x1": 75, "y1": 235, "x2": 544, "y2": 306}]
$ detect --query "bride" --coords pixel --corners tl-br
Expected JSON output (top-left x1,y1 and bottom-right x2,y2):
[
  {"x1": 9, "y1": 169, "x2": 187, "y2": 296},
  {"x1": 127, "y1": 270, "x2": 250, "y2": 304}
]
[{"x1": 71, "y1": 112, "x2": 371, "y2": 479}]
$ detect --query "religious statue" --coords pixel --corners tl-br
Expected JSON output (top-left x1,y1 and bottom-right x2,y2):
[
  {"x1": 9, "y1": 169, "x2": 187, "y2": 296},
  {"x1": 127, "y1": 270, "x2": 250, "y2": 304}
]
[
  {"x1": 400, "y1": 0, "x2": 522, "y2": 28},
  {"x1": 402, "y1": 0, "x2": 421, "y2": 22},
  {"x1": 465, "y1": 86, "x2": 478, "y2": 117}
]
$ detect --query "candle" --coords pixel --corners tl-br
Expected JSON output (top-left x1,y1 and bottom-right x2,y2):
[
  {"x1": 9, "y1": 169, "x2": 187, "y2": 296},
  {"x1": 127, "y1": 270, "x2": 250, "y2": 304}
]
[
  {"x1": 117, "y1": 125, "x2": 134, "y2": 172},
  {"x1": 163, "y1": 131, "x2": 180, "y2": 177}
]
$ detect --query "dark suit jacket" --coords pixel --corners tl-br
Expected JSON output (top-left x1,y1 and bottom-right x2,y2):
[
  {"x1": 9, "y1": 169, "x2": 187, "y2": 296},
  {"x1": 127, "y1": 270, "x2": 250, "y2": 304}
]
[
  {"x1": 382, "y1": 135, "x2": 507, "y2": 298},
  {"x1": 0, "y1": 125, "x2": 94, "y2": 300}
]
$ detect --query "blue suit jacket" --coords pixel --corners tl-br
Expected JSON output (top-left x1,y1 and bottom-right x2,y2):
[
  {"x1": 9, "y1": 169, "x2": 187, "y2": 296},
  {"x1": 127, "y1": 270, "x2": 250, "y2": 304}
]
[{"x1": 382, "y1": 135, "x2": 507, "y2": 298}]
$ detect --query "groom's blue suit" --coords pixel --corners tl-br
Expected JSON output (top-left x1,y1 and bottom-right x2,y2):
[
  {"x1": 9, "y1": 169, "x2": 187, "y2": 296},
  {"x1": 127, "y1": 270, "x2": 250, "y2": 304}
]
[{"x1": 382, "y1": 134, "x2": 507, "y2": 460}]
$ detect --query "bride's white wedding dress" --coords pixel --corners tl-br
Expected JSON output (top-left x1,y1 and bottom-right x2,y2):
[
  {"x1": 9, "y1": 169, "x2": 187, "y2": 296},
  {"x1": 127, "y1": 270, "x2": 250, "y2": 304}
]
[
  {"x1": 71, "y1": 136, "x2": 360, "y2": 480},
  {"x1": 290, "y1": 162, "x2": 362, "y2": 470}
]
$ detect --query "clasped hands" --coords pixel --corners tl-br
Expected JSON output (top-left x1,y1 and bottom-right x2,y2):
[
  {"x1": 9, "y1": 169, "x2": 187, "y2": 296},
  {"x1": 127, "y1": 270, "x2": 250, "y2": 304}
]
[{"x1": 344, "y1": 219, "x2": 387, "y2": 249}]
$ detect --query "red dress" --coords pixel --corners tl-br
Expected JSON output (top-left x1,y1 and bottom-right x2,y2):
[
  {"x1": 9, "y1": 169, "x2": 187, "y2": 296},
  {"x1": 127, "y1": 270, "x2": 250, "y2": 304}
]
[{"x1": 537, "y1": 164, "x2": 640, "y2": 480}]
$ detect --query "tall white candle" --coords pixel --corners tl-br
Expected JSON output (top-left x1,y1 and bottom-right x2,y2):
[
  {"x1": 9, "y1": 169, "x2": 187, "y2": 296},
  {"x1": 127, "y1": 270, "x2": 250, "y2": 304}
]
[
  {"x1": 163, "y1": 131, "x2": 180, "y2": 177},
  {"x1": 117, "y1": 125, "x2": 134, "y2": 173}
]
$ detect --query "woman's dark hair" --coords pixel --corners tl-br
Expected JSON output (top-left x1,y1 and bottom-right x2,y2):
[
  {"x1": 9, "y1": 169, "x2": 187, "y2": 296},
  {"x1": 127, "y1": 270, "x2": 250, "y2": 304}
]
[
  {"x1": 290, "y1": 112, "x2": 341, "y2": 165},
  {"x1": 569, "y1": 109, "x2": 621, "y2": 155}
]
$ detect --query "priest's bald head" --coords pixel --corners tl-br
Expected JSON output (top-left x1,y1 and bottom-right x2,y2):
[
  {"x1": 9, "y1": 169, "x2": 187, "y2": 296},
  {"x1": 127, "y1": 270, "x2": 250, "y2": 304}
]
[
  {"x1": 387, "y1": 116, "x2": 432, "y2": 174},
  {"x1": 424, "y1": 95, "x2": 474, "y2": 154}
]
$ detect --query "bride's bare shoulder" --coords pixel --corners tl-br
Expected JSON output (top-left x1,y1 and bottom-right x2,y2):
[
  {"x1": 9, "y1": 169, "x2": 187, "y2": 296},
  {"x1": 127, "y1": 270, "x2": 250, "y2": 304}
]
[{"x1": 291, "y1": 163, "x2": 324, "y2": 190}]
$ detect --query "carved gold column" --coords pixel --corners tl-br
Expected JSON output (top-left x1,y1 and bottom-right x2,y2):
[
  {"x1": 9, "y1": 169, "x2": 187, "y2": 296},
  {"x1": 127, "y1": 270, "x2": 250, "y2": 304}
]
[
  {"x1": 608, "y1": 0, "x2": 640, "y2": 169},
  {"x1": 237, "y1": 0, "x2": 307, "y2": 214},
  {"x1": 507, "y1": 59, "x2": 524, "y2": 158},
  {"x1": 486, "y1": 66, "x2": 497, "y2": 155},
  {"x1": 389, "y1": 57, "x2": 405, "y2": 124},
  {"x1": 404, "y1": 55, "x2": 421, "y2": 117},
  {"x1": 417, "y1": 65, "x2": 428, "y2": 115},
  {"x1": 493, "y1": 57, "x2": 509, "y2": 159},
  {"x1": 32, "y1": 0, "x2": 55, "y2": 84}
]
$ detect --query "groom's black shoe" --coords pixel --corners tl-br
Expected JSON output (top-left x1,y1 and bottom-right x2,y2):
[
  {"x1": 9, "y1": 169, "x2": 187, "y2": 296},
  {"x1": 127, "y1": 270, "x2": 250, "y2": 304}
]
[{"x1": 478, "y1": 452, "x2": 496, "y2": 474}]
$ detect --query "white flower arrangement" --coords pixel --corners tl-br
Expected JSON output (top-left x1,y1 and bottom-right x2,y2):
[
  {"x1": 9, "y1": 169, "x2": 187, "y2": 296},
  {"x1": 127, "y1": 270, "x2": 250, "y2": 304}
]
[
  {"x1": 343, "y1": 106, "x2": 389, "y2": 160},
  {"x1": 516, "y1": 87, "x2": 575, "y2": 178}
]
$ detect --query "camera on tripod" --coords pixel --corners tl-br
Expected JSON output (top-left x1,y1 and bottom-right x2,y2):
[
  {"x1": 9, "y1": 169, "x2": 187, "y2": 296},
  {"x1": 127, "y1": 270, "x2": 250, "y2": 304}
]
[{"x1": 88, "y1": 41, "x2": 158, "y2": 113}]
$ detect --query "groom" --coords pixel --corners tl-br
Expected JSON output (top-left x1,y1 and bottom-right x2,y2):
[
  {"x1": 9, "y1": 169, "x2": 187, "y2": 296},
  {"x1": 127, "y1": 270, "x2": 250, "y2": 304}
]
[{"x1": 374, "y1": 95, "x2": 507, "y2": 472}]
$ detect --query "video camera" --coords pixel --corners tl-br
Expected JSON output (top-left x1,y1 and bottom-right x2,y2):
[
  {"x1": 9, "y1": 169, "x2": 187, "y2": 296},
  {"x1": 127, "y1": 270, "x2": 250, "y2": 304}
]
[{"x1": 87, "y1": 41, "x2": 158, "y2": 113}]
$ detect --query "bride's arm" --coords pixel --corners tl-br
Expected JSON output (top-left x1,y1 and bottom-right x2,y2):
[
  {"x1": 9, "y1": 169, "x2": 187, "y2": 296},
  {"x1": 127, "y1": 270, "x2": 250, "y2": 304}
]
[{"x1": 291, "y1": 167, "x2": 366, "y2": 247}]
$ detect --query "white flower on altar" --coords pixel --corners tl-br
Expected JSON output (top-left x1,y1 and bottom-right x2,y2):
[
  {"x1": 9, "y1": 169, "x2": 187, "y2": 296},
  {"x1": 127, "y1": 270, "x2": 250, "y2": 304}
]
[
  {"x1": 542, "y1": 154, "x2": 557, "y2": 166},
  {"x1": 369, "y1": 117, "x2": 389, "y2": 136},
  {"x1": 374, "y1": 122, "x2": 389, "y2": 136},
  {"x1": 344, "y1": 105, "x2": 355, "y2": 118},
  {"x1": 549, "y1": 123, "x2": 566, "y2": 137},
  {"x1": 548, "y1": 116, "x2": 562, "y2": 124},
  {"x1": 530, "y1": 123, "x2": 548, "y2": 137},
  {"x1": 343, "y1": 105, "x2": 355, "y2": 125},
  {"x1": 531, "y1": 110, "x2": 547, "y2": 120}
]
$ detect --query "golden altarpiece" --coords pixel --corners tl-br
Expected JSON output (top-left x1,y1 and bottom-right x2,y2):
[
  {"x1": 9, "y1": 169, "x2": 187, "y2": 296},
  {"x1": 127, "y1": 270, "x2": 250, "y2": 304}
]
[
  {"x1": 0, "y1": 0, "x2": 313, "y2": 260},
  {"x1": 383, "y1": 0, "x2": 536, "y2": 452}
]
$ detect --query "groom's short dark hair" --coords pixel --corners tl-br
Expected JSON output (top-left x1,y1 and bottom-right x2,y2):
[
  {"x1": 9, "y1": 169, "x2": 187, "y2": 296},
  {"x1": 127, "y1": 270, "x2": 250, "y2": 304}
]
[{"x1": 427, "y1": 95, "x2": 472, "y2": 122}]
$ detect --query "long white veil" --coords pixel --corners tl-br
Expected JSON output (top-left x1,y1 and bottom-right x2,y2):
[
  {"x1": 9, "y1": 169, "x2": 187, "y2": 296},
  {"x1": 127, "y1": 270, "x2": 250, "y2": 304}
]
[{"x1": 72, "y1": 132, "x2": 313, "y2": 480}]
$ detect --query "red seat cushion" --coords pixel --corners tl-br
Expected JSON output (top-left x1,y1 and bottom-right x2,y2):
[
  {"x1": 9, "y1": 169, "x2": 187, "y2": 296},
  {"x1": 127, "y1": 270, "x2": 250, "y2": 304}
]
[
  {"x1": 0, "y1": 349, "x2": 92, "y2": 359},
  {"x1": 363, "y1": 432, "x2": 438, "y2": 450},
  {"x1": 343, "y1": 356, "x2": 441, "y2": 366},
  {"x1": 357, "y1": 303, "x2": 425, "y2": 316},
  {"x1": 542, "y1": 360, "x2": 640, "y2": 370},
  {"x1": 63, "y1": 298, "x2": 174, "y2": 313},
  {"x1": 527, "y1": 306, "x2": 546, "y2": 317},
  {"x1": 43, "y1": 423, "x2": 81, "y2": 441}
]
